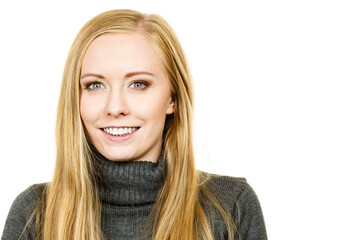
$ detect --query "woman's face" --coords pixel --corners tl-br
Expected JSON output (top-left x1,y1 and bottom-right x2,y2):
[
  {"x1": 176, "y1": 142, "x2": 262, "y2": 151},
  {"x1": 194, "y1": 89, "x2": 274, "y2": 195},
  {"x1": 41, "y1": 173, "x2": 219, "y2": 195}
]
[{"x1": 80, "y1": 32, "x2": 174, "y2": 163}]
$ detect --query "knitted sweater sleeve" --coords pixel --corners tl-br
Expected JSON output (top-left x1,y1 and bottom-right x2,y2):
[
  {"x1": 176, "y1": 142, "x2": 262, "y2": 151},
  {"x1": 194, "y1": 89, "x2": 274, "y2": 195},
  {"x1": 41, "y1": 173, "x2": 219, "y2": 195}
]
[
  {"x1": 234, "y1": 179, "x2": 267, "y2": 240},
  {"x1": 206, "y1": 174, "x2": 267, "y2": 240},
  {"x1": 1, "y1": 184, "x2": 45, "y2": 240}
]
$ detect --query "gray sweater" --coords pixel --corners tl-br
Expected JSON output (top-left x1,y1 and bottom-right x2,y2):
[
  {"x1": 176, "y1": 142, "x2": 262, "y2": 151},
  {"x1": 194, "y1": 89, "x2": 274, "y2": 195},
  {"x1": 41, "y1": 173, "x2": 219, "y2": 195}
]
[{"x1": 2, "y1": 156, "x2": 267, "y2": 240}]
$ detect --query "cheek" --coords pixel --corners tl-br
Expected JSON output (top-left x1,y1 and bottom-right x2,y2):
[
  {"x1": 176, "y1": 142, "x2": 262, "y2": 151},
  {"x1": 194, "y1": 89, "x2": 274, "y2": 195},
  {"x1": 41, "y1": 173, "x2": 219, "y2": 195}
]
[
  {"x1": 130, "y1": 94, "x2": 170, "y2": 123},
  {"x1": 80, "y1": 95, "x2": 101, "y2": 127}
]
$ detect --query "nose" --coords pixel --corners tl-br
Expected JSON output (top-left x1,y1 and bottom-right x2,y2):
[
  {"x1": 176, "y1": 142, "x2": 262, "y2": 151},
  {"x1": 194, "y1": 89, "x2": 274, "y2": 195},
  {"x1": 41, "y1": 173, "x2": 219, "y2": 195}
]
[{"x1": 105, "y1": 89, "x2": 130, "y2": 117}]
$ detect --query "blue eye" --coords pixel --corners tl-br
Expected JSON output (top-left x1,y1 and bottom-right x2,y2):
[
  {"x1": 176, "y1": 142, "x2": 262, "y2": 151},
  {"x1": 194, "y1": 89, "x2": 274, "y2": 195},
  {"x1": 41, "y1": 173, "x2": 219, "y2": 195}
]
[
  {"x1": 87, "y1": 82, "x2": 104, "y2": 90},
  {"x1": 130, "y1": 82, "x2": 147, "y2": 89}
]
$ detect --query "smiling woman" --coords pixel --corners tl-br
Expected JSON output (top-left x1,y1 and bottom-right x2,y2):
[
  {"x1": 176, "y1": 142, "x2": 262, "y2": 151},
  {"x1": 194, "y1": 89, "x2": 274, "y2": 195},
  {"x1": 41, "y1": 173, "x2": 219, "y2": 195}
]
[
  {"x1": 79, "y1": 33, "x2": 174, "y2": 163},
  {"x1": 1, "y1": 9, "x2": 267, "y2": 240}
]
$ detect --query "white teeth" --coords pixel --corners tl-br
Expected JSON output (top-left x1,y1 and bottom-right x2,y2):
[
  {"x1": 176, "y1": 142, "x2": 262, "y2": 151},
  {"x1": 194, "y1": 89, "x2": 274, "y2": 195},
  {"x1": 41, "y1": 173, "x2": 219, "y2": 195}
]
[{"x1": 103, "y1": 127, "x2": 139, "y2": 136}]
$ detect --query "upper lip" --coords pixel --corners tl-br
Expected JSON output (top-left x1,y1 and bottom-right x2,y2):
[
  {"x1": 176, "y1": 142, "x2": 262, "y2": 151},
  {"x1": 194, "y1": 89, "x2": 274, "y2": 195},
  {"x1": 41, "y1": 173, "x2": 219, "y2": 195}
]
[{"x1": 101, "y1": 126, "x2": 140, "y2": 128}]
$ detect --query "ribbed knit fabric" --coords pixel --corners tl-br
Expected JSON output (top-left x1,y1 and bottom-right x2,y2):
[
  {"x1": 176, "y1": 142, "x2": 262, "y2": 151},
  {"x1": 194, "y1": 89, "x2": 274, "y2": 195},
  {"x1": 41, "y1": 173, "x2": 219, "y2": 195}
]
[
  {"x1": 95, "y1": 154, "x2": 164, "y2": 207},
  {"x1": 2, "y1": 155, "x2": 267, "y2": 240},
  {"x1": 94, "y1": 154, "x2": 164, "y2": 239}
]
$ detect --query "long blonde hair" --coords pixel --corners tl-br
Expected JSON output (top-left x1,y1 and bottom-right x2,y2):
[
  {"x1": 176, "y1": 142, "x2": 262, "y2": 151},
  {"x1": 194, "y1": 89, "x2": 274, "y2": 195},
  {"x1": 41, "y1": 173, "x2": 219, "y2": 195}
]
[{"x1": 33, "y1": 9, "x2": 236, "y2": 240}]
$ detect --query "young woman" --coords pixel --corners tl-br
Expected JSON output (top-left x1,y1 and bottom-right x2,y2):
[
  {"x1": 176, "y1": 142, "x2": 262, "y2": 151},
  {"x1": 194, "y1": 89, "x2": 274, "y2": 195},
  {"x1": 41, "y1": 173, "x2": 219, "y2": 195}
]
[{"x1": 2, "y1": 9, "x2": 267, "y2": 240}]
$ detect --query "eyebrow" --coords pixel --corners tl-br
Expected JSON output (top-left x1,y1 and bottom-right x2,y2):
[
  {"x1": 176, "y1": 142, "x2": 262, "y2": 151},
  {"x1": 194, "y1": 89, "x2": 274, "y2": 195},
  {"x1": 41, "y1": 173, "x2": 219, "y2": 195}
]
[
  {"x1": 125, "y1": 71, "x2": 155, "y2": 78},
  {"x1": 80, "y1": 71, "x2": 155, "y2": 80},
  {"x1": 80, "y1": 73, "x2": 105, "y2": 79}
]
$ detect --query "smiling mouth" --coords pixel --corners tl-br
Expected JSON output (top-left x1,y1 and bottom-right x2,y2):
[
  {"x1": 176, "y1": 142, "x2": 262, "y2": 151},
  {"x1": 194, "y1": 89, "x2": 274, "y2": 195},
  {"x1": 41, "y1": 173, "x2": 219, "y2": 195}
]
[{"x1": 102, "y1": 127, "x2": 140, "y2": 136}]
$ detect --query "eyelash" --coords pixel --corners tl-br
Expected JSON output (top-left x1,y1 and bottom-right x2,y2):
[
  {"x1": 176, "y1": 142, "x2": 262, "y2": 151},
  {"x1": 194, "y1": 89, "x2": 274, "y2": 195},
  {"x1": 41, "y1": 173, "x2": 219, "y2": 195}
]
[
  {"x1": 85, "y1": 81, "x2": 103, "y2": 90},
  {"x1": 83, "y1": 81, "x2": 150, "y2": 91},
  {"x1": 129, "y1": 81, "x2": 149, "y2": 90}
]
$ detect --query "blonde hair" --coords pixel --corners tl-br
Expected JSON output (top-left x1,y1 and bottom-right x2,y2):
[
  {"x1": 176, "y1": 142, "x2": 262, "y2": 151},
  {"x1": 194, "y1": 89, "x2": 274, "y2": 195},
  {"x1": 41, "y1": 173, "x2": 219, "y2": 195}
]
[{"x1": 32, "y1": 9, "x2": 236, "y2": 240}]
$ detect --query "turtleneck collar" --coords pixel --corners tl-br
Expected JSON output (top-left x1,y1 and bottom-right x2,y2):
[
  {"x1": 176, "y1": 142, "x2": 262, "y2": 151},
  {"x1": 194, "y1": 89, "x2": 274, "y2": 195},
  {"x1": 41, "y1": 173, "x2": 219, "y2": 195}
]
[{"x1": 92, "y1": 152, "x2": 165, "y2": 206}]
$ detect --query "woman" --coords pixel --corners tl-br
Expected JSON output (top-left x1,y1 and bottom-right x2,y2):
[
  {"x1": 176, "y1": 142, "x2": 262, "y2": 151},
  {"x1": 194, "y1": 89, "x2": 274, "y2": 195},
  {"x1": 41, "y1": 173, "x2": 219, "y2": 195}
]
[{"x1": 2, "y1": 9, "x2": 267, "y2": 240}]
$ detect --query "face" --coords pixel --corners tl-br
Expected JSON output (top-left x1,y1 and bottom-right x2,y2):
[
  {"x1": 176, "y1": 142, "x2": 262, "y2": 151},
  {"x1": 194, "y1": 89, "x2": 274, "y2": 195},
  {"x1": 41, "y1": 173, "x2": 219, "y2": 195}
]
[{"x1": 80, "y1": 32, "x2": 174, "y2": 163}]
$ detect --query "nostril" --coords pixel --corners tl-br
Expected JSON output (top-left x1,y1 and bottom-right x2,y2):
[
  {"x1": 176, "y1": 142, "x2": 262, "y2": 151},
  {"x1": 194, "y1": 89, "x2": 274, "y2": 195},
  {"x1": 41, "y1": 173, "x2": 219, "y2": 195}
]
[{"x1": 106, "y1": 93, "x2": 130, "y2": 117}]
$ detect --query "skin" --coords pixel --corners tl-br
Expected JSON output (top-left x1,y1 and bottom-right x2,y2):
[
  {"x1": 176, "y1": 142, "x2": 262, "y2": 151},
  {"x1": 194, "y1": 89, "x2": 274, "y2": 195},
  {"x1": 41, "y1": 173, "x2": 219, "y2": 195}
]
[{"x1": 80, "y1": 32, "x2": 174, "y2": 163}]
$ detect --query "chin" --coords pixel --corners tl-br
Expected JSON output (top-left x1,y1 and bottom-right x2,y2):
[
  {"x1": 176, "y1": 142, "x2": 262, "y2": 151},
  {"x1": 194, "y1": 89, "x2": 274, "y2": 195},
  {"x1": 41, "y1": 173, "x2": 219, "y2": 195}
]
[{"x1": 103, "y1": 151, "x2": 135, "y2": 162}]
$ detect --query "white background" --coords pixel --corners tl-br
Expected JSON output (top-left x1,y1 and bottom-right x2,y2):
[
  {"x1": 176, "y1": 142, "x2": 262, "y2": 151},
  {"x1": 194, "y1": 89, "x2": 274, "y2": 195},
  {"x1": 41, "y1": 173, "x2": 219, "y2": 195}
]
[{"x1": 0, "y1": 0, "x2": 359, "y2": 239}]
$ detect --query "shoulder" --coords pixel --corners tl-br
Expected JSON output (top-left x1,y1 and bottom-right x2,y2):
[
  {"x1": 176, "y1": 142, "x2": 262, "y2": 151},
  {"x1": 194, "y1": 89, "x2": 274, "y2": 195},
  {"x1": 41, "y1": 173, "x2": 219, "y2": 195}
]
[
  {"x1": 9, "y1": 183, "x2": 46, "y2": 217},
  {"x1": 200, "y1": 172, "x2": 268, "y2": 239},
  {"x1": 15, "y1": 183, "x2": 45, "y2": 202},
  {"x1": 201, "y1": 172, "x2": 255, "y2": 208},
  {"x1": 2, "y1": 183, "x2": 46, "y2": 239}
]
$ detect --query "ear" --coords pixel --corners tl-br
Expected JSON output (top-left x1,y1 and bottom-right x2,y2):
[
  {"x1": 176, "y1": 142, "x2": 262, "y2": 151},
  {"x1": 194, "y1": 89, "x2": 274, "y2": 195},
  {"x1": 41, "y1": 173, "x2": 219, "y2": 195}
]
[{"x1": 166, "y1": 97, "x2": 175, "y2": 115}]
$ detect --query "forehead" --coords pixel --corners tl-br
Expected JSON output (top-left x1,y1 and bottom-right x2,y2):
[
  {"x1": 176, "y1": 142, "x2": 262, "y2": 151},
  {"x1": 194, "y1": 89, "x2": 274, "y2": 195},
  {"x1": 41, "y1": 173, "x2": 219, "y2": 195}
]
[{"x1": 81, "y1": 32, "x2": 164, "y2": 74}]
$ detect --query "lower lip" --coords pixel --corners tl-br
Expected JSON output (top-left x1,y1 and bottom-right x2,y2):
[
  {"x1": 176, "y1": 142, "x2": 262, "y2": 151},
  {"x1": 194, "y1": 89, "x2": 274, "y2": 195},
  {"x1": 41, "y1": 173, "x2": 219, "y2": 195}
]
[{"x1": 101, "y1": 128, "x2": 139, "y2": 142}]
